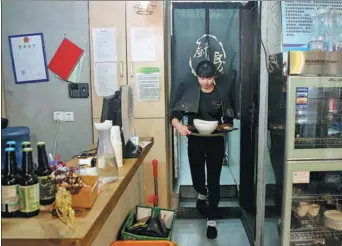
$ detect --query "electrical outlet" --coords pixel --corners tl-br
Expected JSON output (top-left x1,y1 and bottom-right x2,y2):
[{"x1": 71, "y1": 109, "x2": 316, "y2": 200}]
[
  {"x1": 53, "y1": 111, "x2": 64, "y2": 121},
  {"x1": 64, "y1": 112, "x2": 74, "y2": 122}
]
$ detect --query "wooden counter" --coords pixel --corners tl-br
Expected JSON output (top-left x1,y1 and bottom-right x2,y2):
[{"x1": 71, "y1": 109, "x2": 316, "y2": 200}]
[{"x1": 2, "y1": 138, "x2": 154, "y2": 246}]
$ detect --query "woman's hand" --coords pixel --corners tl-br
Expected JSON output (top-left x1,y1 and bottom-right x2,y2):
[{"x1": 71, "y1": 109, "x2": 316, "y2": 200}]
[{"x1": 175, "y1": 123, "x2": 192, "y2": 136}]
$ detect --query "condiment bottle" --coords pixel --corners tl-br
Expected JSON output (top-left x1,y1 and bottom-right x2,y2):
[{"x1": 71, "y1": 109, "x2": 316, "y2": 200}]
[
  {"x1": 21, "y1": 141, "x2": 31, "y2": 149},
  {"x1": 5, "y1": 141, "x2": 20, "y2": 180},
  {"x1": 94, "y1": 121, "x2": 119, "y2": 184},
  {"x1": 36, "y1": 142, "x2": 55, "y2": 205},
  {"x1": 19, "y1": 148, "x2": 40, "y2": 218},
  {"x1": 1, "y1": 148, "x2": 20, "y2": 218},
  {"x1": 6, "y1": 141, "x2": 16, "y2": 148}
]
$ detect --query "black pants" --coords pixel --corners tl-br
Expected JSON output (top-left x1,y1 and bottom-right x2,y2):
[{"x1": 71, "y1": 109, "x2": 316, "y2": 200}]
[{"x1": 187, "y1": 135, "x2": 225, "y2": 219}]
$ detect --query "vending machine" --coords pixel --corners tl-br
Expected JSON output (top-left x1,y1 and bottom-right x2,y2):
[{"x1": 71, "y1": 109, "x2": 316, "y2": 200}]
[{"x1": 268, "y1": 51, "x2": 342, "y2": 245}]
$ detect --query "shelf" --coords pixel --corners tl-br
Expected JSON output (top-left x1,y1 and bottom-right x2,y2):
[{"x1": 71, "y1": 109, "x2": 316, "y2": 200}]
[
  {"x1": 294, "y1": 137, "x2": 342, "y2": 148},
  {"x1": 290, "y1": 189, "x2": 342, "y2": 244},
  {"x1": 290, "y1": 229, "x2": 342, "y2": 244},
  {"x1": 290, "y1": 216, "x2": 342, "y2": 244},
  {"x1": 292, "y1": 194, "x2": 342, "y2": 203}
]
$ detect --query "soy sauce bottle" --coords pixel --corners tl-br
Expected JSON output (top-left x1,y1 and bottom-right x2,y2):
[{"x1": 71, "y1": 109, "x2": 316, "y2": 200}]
[
  {"x1": 1, "y1": 148, "x2": 20, "y2": 218},
  {"x1": 19, "y1": 148, "x2": 40, "y2": 217},
  {"x1": 5, "y1": 141, "x2": 20, "y2": 180},
  {"x1": 6, "y1": 141, "x2": 16, "y2": 148},
  {"x1": 21, "y1": 141, "x2": 31, "y2": 149},
  {"x1": 21, "y1": 141, "x2": 38, "y2": 169},
  {"x1": 36, "y1": 142, "x2": 55, "y2": 205}
]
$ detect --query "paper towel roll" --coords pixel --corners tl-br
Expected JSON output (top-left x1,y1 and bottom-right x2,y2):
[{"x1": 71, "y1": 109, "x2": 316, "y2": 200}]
[
  {"x1": 111, "y1": 126, "x2": 121, "y2": 144},
  {"x1": 113, "y1": 143, "x2": 123, "y2": 168},
  {"x1": 110, "y1": 126, "x2": 123, "y2": 167}
]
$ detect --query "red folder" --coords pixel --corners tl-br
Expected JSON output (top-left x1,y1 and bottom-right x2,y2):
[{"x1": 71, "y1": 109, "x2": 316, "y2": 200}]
[{"x1": 48, "y1": 38, "x2": 84, "y2": 80}]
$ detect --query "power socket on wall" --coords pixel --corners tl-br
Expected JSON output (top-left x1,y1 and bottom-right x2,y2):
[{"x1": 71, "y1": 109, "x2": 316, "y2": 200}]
[
  {"x1": 53, "y1": 111, "x2": 65, "y2": 121},
  {"x1": 64, "y1": 112, "x2": 74, "y2": 122},
  {"x1": 53, "y1": 111, "x2": 74, "y2": 122}
]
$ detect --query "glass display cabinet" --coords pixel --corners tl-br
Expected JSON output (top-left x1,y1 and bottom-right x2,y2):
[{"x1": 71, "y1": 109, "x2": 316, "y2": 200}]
[
  {"x1": 282, "y1": 164, "x2": 342, "y2": 246},
  {"x1": 287, "y1": 77, "x2": 342, "y2": 160},
  {"x1": 268, "y1": 51, "x2": 342, "y2": 246}
]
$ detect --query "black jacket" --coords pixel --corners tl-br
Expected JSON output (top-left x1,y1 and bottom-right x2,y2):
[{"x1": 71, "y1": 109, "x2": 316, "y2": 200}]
[{"x1": 169, "y1": 69, "x2": 239, "y2": 119}]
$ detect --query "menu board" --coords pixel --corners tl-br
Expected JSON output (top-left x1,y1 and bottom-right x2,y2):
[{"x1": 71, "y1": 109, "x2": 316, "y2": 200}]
[{"x1": 281, "y1": 1, "x2": 342, "y2": 51}]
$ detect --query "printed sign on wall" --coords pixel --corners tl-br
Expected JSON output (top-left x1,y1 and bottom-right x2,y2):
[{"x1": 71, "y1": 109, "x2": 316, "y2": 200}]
[{"x1": 281, "y1": 1, "x2": 342, "y2": 52}]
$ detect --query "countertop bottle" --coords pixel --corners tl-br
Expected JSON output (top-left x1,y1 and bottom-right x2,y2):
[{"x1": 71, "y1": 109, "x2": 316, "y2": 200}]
[
  {"x1": 36, "y1": 142, "x2": 55, "y2": 206},
  {"x1": 5, "y1": 141, "x2": 20, "y2": 180},
  {"x1": 1, "y1": 148, "x2": 20, "y2": 218},
  {"x1": 6, "y1": 141, "x2": 16, "y2": 148},
  {"x1": 21, "y1": 141, "x2": 31, "y2": 149},
  {"x1": 94, "y1": 121, "x2": 119, "y2": 184},
  {"x1": 19, "y1": 148, "x2": 40, "y2": 218}
]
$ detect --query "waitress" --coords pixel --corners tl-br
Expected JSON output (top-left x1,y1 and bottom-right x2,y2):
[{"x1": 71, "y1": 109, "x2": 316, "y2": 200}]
[{"x1": 169, "y1": 60, "x2": 234, "y2": 240}]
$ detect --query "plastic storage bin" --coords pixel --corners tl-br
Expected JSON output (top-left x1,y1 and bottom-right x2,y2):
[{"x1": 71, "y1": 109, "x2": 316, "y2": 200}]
[
  {"x1": 111, "y1": 241, "x2": 177, "y2": 246},
  {"x1": 121, "y1": 206, "x2": 176, "y2": 241},
  {"x1": 1, "y1": 126, "x2": 30, "y2": 168}
]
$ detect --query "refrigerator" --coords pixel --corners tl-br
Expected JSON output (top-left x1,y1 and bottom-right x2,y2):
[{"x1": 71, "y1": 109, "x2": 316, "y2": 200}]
[{"x1": 268, "y1": 51, "x2": 342, "y2": 245}]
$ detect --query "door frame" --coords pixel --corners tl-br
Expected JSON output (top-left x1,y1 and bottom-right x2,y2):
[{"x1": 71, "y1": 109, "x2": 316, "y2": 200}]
[
  {"x1": 254, "y1": 2, "x2": 268, "y2": 246},
  {"x1": 167, "y1": 0, "x2": 243, "y2": 193},
  {"x1": 164, "y1": 3, "x2": 267, "y2": 245},
  {"x1": 239, "y1": 2, "x2": 268, "y2": 246}
]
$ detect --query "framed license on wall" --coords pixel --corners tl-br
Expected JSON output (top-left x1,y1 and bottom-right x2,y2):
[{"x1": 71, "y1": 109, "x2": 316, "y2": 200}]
[{"x1": 8, "y1": 33, "x2": 49, "y2": 84}]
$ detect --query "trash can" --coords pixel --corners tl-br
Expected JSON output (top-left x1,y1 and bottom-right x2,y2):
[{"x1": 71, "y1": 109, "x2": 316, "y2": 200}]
[{"x1": 121, "y1": 206, "x2": 176, "y2": 241}]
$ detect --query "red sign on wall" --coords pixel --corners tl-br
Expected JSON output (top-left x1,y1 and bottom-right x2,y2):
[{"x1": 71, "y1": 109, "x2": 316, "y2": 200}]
[{"x1": 48, "y1": 38, "x2": 84, "y2": 80}]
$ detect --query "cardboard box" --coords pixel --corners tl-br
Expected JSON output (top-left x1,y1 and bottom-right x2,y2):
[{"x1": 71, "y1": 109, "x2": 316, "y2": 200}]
[{"x1": 72, "y1": 175, "x2": 99, "y2": 209}]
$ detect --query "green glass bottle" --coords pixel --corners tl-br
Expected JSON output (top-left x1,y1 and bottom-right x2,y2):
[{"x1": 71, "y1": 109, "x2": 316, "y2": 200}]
[
  {"x1": 6, "y1": 141, "x2": 16, "y2": 148},
  {"x1": 5, "y1": 141, "x2": 20, "y2": 180},
  {"x1": 1, "y1": 148, "x2": 20, "y2": 218},
  {"x1": 19, "y1": 148, "x2": 40, "y2": 218},
  {"x1": 36, "y1": 142, "x2": 55, "y2": 206},
  {"x1": 21, "y1": 141, "x2": 31, "y2": 149}
]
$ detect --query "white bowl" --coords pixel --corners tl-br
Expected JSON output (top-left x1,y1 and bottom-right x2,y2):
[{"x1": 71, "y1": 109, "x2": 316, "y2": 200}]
[
  {"x1": 193, "y1": 119, "x2": 218, "y2": 135},
  {"x1": 324, "y1": 210, "x2": 342, "y2": 231}
]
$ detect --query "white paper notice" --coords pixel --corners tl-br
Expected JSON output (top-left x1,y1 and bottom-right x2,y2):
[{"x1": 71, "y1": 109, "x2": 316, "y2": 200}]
[
  {"x1": 293, "y1": 171, "x2": 310, "y2": 184},
  {"x1": 136, "y1": 67, "x2": 160, "y2": 101},
  {"x1": 131, "y1": 27, "x2": 156, "y2": 62},
  {"x1": 9, "y1": 34, "x2": 48, "y2": 83},
  {"x1": 94, "y1": 62, "x2": 119, "y2": 97},
  {"x1": 92, "y1": 28, "x2": 117, "y2": 62}
]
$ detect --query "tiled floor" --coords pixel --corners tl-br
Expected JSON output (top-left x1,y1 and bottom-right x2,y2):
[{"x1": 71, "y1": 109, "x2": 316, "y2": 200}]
[
  {"x1": 264, "y1": 218, "x2": 280, "y2": 246},
  {"x1": 172, "y1": 219, "x2": 250, "y2": 246},
  {"x1": 172, "y1": 218, "x2": 280, "y2": 246}
]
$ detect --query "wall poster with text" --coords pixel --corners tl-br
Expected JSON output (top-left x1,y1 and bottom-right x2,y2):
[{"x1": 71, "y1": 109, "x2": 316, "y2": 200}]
[{"x1": 281, "y1": 1, "x2": 342, "y2": 52}]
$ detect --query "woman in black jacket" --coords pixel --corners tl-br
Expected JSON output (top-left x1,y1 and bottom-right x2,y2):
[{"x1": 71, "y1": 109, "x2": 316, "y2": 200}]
[{"x1": 170, "y1": 60, "x2": 233, "y2": 239}]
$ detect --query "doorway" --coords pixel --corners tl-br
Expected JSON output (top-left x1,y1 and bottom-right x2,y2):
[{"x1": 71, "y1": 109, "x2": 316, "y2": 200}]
[
  {"x1": 171, "y1": 0, "x2": 241, "y2": 204},
  {"x1": 169, "y1": 1, "x2": 270, "y2": 245}
]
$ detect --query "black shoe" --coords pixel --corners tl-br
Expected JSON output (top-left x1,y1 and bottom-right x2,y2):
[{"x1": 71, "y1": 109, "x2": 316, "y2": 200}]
[
  {"x1": 196, "y1": 199, "x2": 208, "y2": 217},
  {"x1": 206, "y1": 220, "x2": 217, "y2": 239}
]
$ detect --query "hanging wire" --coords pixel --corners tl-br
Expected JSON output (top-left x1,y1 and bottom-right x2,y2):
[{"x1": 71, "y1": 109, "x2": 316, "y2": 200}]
[{"x1": 52, "y1": 120, "x2": 60, "y2": 159}]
